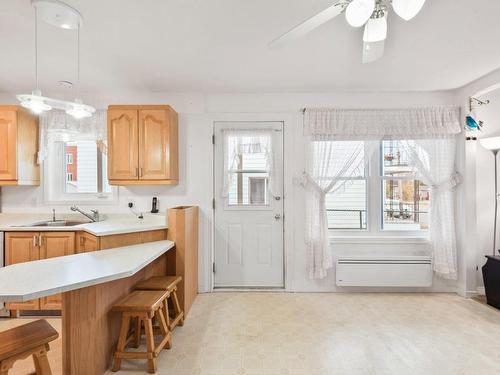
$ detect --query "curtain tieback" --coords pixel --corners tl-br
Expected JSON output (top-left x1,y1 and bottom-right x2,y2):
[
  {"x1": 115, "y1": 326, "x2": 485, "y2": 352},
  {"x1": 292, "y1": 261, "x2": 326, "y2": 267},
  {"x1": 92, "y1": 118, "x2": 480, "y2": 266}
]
[
  {"x1": 431, "y1": 172, "x2": 461, "y2": 193},
  {"x1": 300, "y1": 172, "x2": 328, "y2": 197}
]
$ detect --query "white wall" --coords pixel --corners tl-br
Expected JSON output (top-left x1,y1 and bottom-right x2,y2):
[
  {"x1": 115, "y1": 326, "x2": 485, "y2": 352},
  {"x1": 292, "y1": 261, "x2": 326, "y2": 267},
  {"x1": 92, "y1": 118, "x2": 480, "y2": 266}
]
[
  {"x1": 0, "y1": 90, "x2": 460, "y2": 293},
  {"x1": 454, "y1": 67, "x2": 500, "y2": 296}
]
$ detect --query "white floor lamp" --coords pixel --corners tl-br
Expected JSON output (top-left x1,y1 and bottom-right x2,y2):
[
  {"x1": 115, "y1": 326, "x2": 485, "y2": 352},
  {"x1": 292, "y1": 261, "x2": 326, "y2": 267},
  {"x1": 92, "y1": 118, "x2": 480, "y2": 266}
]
[{"x1": 480, "y1": 136, "x2": 500, "y2": 255}]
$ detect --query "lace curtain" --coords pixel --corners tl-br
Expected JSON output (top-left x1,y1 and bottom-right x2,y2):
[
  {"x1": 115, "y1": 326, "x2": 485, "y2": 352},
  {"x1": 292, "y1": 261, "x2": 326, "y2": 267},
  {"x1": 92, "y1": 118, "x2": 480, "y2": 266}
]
[
  {"x1": 38, "y1": 110, "x2": 107, "y2": 162},
  {"x1": 302, "y1": 106, "x2": 461, "y2": 280},
  {"x1": 401, "y1": 138, "x2": 460, "y2": 279},
  {"x1": 220, "y1": 129, "x2": 279, "y2": 198}
]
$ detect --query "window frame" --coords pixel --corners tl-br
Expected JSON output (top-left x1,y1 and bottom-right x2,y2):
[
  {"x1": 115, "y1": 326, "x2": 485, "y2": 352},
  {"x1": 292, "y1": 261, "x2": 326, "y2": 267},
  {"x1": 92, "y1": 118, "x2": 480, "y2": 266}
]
[
  {"x1": 43, "y1": 141, "x2": 118, "y2": 205},
  {"x1": 327, "y1": 140, "x2": 430, "y2": 239}
]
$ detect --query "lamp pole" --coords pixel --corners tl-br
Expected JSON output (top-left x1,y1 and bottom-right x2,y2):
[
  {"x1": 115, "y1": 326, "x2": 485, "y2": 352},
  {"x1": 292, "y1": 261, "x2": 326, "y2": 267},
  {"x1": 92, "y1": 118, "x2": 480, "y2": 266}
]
[{"x1": 494, "y1": 149, "x2": 499, "y2": 256}]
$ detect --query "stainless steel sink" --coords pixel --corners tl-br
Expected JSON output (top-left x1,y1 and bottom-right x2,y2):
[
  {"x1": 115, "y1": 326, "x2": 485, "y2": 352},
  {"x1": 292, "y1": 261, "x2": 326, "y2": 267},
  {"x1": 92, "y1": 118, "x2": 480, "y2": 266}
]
[{"x1": 13, "y1": 220, "x2": 90, "y2": 228}]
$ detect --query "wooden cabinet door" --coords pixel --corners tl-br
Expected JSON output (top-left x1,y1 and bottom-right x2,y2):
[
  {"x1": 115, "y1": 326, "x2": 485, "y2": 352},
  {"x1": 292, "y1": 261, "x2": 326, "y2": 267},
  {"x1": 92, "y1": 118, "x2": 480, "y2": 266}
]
[
  {"x1": 5, "y1": 232, "x2": 40, "y2": 310},
  {"x1": 76, "y1": 232, "x2": 100, "y2": 253},
  {"x1": 139, "y1": 109, "x2": 174, "y2": 180},
  {"x1": 108, "y1": 109, "x2": 139, "y2": 180},
  {"x1": 0, "y1": 110, "x2": 17, "y2": 181},
  {"x1": 39, "y1": 232, "x2": 75, "y2": 310}
]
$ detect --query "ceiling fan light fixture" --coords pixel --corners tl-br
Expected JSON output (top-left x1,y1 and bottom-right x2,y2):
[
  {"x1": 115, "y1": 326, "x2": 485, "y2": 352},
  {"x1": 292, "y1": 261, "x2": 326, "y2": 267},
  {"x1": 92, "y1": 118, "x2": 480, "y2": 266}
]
[
  {"x1": 392, "y1": 0, "x2": 426, "y2": 21},
  {"x1": 345, "y1": 0, "x2": 375, "y2": 27},
  {"x1": 363, "y1": 14, "x2": 387, "y2": 42}
]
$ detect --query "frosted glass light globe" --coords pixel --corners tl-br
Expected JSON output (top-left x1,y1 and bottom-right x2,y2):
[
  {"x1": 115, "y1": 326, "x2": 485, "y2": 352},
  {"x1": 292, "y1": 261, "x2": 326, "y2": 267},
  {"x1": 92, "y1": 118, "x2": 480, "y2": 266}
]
[
  {"x1": 345, "y1": 0, "x2": 375, "y2": 27},
  {"x1": 392, "y1": 0, "x2": 426, "y2": 21},
  {"x1": 363, "y1": 15, "x2": 387, "y2": 42}
]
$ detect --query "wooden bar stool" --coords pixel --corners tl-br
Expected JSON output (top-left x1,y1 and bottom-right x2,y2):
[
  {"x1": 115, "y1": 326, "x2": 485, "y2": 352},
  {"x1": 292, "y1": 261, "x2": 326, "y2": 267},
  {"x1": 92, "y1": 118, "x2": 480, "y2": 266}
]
[
  {"x1": 0, "y1": 319, "x2": 59, "y2": 375},
  {"x1": 135, "y1": 275, "x2": 184, "y2": 331},
  {"x1": 112, "y1": 290, "x2": 171, "y2": 373}
]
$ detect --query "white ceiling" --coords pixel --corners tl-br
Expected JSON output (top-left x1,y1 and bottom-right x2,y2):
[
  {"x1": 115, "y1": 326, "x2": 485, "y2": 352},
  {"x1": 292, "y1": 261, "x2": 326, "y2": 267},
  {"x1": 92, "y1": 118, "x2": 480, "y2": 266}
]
[{"x1": 1, "y1": 0, "x2": 500, "y2": 95}]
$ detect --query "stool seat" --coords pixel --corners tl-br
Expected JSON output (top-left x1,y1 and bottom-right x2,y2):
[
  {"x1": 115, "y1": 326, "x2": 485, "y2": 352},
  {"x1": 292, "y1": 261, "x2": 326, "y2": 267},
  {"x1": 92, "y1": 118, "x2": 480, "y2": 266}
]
[
  {"x1": 135, "y1": 276, "x2": 185, "y2": 332},
  {"x1": 135, "y1": 276, "x2": 182, "y2": 291},
  {"x1": 112, "y1": 290, "x2": 168, "y2": 313},
  {"x1": 112, "y1": 290, "x2": 172, "y2": 373},
  {"x1": 0, "y1": 320, "x2": 58, "y2": 375}
]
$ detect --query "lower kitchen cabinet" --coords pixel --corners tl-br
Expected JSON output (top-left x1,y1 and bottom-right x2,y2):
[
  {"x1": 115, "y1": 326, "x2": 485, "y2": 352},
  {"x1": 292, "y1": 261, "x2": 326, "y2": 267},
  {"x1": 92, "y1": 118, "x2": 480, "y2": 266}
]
[
  {"x1": 76, "y1": 231, "x2": 100, "y2": 253},
  {"x1": 39, "y1": 232, "x2": 75, "y2": 309},
  {"x1": 5, "y1": 231, "x2": 75, "y2": 311},
  {"x1": 5, "y1": 232, "x2": 40, "y2": 310}
]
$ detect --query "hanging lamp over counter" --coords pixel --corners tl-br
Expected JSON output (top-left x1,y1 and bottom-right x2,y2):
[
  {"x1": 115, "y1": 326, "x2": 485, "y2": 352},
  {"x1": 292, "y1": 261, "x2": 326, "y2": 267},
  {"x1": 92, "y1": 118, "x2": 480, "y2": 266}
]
[{"x1": 16, "y1": 0, "x2": 95, "y2": 119}]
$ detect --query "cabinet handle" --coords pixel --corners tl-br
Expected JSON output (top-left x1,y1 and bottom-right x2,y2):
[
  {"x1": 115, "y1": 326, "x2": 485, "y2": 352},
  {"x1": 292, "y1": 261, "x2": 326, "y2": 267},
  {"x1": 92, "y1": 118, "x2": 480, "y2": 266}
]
[
  {"x1": 135, "y1": 167, "x2": 139, "y2": 177},
  {"x1": 33, "y1": 235, "x2": 38, "y2": 247},
  {"x1": 80, "y1": 237, "x2": 85, "y2": 246},
  {"x1": 139, "y1": 167, "x2": 143, "y2": 177},
  {"x1": 39, "y1": 235, "x2": 43, "y2": 247}
]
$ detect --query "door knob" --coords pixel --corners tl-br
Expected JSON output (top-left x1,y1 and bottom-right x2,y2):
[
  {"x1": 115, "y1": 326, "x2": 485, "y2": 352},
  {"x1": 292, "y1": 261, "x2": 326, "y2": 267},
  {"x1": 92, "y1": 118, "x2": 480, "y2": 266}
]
[{"x1": 274, "y1": 214, "x2": 281, "y2": 220}]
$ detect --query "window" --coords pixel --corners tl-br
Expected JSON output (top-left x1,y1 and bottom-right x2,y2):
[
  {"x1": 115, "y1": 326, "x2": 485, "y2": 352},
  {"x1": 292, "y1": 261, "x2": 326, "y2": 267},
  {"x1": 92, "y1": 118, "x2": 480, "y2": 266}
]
[
  {"x1": 318, "y1": 141, "x2": 367, "y2": 230},
  {"x1": 381, "y1": 140, "x2": 429, "y2": 231},
  {"x1": 315, "y1": 140, "x2": 430, "y2": 234},
  {"x1": 44, "y1": 140, "x2": 115, "y2": 203}
]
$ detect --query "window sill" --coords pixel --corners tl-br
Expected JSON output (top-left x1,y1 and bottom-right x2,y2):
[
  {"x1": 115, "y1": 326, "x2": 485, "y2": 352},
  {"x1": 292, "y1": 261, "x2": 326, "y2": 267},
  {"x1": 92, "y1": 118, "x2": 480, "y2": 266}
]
[{"x1": 330, "y1": 236, "x2": 430, "y2": 245}]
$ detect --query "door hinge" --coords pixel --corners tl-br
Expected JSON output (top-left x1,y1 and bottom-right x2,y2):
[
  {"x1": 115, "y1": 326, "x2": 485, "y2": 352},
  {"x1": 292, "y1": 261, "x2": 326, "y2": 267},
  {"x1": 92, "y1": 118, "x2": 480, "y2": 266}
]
[
  {"x1": 212, "y1": 198, "x2": 215, "y2": 210},
  {"x1": 213, "y1": 262, "x2": 216, "y2": 273},
  {"x1": 212, "y1": 134, "x2": 215, "y2": 144}
]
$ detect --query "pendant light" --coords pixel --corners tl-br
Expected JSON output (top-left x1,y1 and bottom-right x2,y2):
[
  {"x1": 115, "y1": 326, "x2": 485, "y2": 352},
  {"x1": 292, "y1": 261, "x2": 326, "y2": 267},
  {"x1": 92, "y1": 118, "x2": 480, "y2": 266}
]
[
  {"x1": 345, "y1": 0, "x2": 375, "y2": 27},
  {"x1": 392, "y1": 0, "x2": 426, "y2": 21},
  {"x1": 66, "y1": 23, "x2": 93, "y2": 119},
  {"x1": 18, "y1": 7, "x2": 52, "y2": 114},
  {"x1": 17, "y1": 0, "x2": 95, "y2": 119}
]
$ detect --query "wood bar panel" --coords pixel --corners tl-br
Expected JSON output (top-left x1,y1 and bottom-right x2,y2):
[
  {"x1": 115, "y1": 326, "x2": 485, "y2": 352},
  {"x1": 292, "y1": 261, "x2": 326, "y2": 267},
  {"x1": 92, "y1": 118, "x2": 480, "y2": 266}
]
[
  {"x1": 62, "y1": 254, "x2": 167, "y2": 375},
  {"x1": 166, "y1": 206, "x2": 199, "y2": 316}
]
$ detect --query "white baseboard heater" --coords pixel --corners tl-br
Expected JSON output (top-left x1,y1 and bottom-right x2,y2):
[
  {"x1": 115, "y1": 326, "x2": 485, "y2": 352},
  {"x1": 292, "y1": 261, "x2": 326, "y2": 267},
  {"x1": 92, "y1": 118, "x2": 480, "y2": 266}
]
[{"x1": 336, "y1": 255, "x2": 432, "y2": 287}]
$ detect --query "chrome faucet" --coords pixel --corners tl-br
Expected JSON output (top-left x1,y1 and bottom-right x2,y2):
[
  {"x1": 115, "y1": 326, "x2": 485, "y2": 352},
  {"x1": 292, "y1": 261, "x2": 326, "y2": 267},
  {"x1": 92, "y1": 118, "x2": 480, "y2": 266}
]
[{"x1": 70, "y1": 205, "x2": 100, "y2": 222}]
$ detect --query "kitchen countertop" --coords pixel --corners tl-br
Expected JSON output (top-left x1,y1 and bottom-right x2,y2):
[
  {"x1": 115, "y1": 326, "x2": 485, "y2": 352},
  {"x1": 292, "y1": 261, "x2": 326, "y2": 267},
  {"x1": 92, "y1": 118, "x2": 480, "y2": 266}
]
[
  {"x1": 0, "y1": 240, "x2": 175, "y2": 302},
  {"x1": 0, "y1": 213, "x2": 168, "y2": 236}
]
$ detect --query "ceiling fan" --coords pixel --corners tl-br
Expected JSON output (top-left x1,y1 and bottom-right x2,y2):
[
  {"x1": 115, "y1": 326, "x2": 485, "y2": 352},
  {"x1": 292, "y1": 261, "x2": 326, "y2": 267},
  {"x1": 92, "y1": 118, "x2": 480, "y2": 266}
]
[{"x1": 269, "y1": 0, "x2": 426, "y2": 63}]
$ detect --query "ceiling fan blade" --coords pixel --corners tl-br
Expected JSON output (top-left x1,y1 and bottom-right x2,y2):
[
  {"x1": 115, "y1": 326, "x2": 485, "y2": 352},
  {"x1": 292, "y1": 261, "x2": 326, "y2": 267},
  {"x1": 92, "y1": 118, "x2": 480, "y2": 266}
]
[
  {"x1": 269, "y1": 1, "x2": 345, "y2": 48},
  {"x1": 362, "y1": 40, "x2": 385, "y2": 63}
]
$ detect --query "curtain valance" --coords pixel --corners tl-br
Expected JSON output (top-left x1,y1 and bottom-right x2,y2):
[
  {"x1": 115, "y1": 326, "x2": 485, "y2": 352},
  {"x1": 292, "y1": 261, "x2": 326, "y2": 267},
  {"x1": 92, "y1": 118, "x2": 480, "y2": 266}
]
[
  {"x1": 303, "y1": 106, "x2": 461, "y2": 139},
  {"x1": 38, "y1": 110, "x2": 107, "y2": 161}
]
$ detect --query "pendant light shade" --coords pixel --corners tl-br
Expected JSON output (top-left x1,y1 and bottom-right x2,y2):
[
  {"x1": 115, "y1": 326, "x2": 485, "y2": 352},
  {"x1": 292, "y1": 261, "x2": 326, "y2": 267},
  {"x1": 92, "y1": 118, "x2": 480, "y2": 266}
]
[
  {"x1": 345, "y1": 0, "x2": 375, "y2": 27},
  {"x1": 66, "y1": 99, "x2": 94, "y2": 119},
  {"x1": 392, "y1": 0, "x2": 426, "y2": 21},
  {"x1": 363, "y1": 15, "x2": 387, "y2": 42},
  {"x1": 18, "y1": 89, "x2": 52, "y2": 114}
]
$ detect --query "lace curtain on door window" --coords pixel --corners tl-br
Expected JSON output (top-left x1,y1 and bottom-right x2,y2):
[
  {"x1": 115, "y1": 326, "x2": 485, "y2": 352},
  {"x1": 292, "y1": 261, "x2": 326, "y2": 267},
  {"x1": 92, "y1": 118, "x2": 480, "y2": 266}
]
[{"x1": 220, "y1": 130, "x2": 279, "y2": 199}]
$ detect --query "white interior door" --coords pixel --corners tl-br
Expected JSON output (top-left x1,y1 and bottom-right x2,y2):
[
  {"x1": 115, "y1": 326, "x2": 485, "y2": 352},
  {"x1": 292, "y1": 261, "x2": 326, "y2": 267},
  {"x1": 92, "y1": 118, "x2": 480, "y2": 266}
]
[{"x1": 214, "y1": 121, "x2": 284, "y2": 288}]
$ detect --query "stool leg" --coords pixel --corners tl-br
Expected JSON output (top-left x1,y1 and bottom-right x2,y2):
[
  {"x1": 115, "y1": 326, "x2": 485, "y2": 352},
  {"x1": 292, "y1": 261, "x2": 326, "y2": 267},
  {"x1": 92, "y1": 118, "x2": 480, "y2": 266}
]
[
  {"x1": 144, "y1": 317, "x2": 157, "y2": 373},
  {"x1": 172, "y1": 288, "x2": 184, "y2": 327},
  {"x1": 133, "y1": 317, "x2": 142, "y2": 348},
  {"x1": 156, "y1": 307, "x2": 172, "y2": 350},
  {"x1": 112, "y1": 314, "x2": 131, "y2": 372},
  {"x1": 163, "y1": 299, "x2": 170, "y2": 329},
  {"x1": 0, "y1": 360, "x2": 13, "y2": 375},
  {"x1": 33, "y1": 345, "x2": 52, "y2": 375}
]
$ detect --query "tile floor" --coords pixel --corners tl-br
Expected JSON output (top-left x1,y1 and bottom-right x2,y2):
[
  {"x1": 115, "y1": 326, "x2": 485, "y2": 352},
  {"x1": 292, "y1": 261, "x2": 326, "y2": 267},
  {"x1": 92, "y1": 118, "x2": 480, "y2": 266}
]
[{"x1": 2, "y1": 293, "x2": 500, "y2": 375}]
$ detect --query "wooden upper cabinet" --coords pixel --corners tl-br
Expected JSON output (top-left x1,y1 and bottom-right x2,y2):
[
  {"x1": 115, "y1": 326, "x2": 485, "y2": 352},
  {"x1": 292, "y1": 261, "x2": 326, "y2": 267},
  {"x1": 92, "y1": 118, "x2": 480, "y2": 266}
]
[
  {"x1": 0, "y1": 106, "x2": 39, "y2": 185},
  {"x1": 107, "y1": 109, "x2": 139, "y2": 180},
  {"x1": 107, "y1": 105, "x2": 178, "y2": 185}
]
